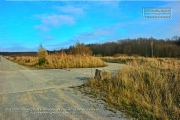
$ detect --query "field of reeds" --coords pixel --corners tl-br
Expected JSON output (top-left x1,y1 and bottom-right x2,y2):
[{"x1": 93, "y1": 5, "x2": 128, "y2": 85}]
[
  {"x1": 5, "y1": 53, "x2": 107, "y2": 69},
  {"x1": 81, "y1": 57, "x2": 180, "y2": 120}
]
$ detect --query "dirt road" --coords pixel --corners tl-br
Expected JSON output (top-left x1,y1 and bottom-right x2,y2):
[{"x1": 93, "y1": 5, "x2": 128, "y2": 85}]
[{"x1": 0, "y1": 56, "x2": 127, "y2": 120}]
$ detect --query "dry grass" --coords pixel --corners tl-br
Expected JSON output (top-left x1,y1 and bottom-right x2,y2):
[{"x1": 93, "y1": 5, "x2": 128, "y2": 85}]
[
  {"x1": 82, "y1": 57, "x2": 180, "y2": 120},
  {"x1": 5, "y1": 53, "x2": 107, "y2": 69}
]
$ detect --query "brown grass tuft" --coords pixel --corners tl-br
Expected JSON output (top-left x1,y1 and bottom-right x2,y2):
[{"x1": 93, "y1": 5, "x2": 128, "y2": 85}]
[
  {"x1": 83, "y1": 57, "x2": 180, "y2": 119},
  {"x1": 5, "y1": 53, "x2": 107, "y2": 69}
]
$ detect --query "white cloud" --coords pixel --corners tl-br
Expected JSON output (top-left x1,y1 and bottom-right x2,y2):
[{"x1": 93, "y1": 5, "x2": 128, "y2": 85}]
[
  {"x1": 34, "y1": 4, "x2": 86, "y2": 42},
  {"x1": 34, "y1": 13, "x2": 76, "y2": 40},
  {"x1": 33, "y1": 4, "x2": 86, "y2": 46},
  {"x1": 34, "y1": 4, "x2": 85, "y2": 32},
  {"x1": 34, "y1": 25, "x2": 49, "y2": 31},
  {"x1": 35, "y1": 14, "x2": 75, "y2": 28}
]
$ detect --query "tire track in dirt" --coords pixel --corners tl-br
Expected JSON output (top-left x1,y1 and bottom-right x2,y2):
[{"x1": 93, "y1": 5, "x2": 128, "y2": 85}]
[{"x1": 55, "y1": 89, "x2": 104, "y2": 120}]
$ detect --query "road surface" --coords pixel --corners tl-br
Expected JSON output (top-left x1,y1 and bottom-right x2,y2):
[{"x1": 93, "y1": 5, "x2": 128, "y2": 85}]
[{"x1": 0, "y1": 55, "x2": 127, "y2": 120}]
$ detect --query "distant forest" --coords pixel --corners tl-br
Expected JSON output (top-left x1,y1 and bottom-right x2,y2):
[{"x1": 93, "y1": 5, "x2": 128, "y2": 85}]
[
  {"x1": 1, "y1": 36, "x2": 180, "y2": 58},
  {"x1": 86, "y1": 36, "x2": 180, "y2": 57},
  {"x1": 64, "y1": 36, "x2": 180, "y2": 58}
]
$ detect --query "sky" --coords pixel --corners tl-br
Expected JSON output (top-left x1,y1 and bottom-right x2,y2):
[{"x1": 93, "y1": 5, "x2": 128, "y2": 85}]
[{"x1": 0, "y1": 0, "x2": 180, "y2": 52}]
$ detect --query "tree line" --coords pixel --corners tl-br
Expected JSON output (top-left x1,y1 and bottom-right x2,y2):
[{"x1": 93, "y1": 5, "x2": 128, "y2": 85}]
[{"x1": 86, "y1": 36, "x2": 180, "y2": 57}]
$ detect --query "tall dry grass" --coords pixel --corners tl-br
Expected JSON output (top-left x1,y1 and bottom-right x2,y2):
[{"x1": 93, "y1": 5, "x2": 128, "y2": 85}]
[
  {"x1": 5, "y1": 53, "x2": 107, "y2": 69},
  {"x1": 83, "y1": 57, "x2": 180, "y2": 120}
]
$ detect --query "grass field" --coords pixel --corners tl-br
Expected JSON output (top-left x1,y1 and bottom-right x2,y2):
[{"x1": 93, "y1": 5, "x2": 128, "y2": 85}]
[
  {"x1": 81, "y1": 57, "x2": 180, "y2": 120},
  {"x1": 5, "y1": 53, "x2": 107, "y2": 69}
]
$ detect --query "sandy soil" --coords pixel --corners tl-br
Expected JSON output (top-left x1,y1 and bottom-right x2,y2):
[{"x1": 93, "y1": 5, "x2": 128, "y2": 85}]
[{"x1": 0, "y1": 55, "x2": 129, "y2": 120}]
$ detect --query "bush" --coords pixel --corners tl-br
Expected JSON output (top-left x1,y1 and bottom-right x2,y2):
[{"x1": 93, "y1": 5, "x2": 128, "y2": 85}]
[
  {"x1": 38, "y1": 57, "x2": 46, "y2": 65},
  {"x1": 69, "y1": 43, "x2": 92, "y2": 55},
  {"x1": 37, "y1": 44, "x2": 48, "y2": 58},
  {"x1": 36, "y1": 44, "x2": 48, "y2": 66}
]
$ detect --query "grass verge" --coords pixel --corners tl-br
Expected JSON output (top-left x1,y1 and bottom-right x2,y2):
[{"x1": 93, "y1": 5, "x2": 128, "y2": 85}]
[
  {"x1": 5, "y1": 53, "x2": 107, "y2": 69},
  {"x1": 81, "y1": 57, "x2": 180, "y2": 120}
]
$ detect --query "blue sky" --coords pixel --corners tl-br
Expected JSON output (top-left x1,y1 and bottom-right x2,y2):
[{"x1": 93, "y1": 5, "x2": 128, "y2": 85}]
[{"x1": 0, "y1": 0, "x2": 179, "y2": 52}]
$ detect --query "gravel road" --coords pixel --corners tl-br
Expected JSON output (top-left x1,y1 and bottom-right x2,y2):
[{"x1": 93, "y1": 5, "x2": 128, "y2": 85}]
[{"x1": 0, "y1": 55, "x2": 128, "y2": 120}]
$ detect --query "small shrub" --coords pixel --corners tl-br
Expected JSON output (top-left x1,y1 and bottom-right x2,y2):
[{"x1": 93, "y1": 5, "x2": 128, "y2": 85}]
[
  {"x1": 37, "y1": 44, "x2": 48, "y2": 58},
  {"x1": 38, "y1": 57, "x2": 46, "y2": 65}
]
